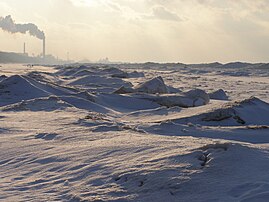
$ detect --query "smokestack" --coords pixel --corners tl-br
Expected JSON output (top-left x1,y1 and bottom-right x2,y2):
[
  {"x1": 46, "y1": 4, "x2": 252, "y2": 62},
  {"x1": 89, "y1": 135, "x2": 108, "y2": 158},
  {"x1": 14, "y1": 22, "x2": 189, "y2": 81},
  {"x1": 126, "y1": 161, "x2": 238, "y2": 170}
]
[
  {"x1": 0, "y1": 15, "x2": 46, "y2": 58},
  {"x1": 23, "y1": 42, "x2": 26, "y2": 54},
  {"x1": 43, "y1": 37, "x2": 45, "y2": 58}
]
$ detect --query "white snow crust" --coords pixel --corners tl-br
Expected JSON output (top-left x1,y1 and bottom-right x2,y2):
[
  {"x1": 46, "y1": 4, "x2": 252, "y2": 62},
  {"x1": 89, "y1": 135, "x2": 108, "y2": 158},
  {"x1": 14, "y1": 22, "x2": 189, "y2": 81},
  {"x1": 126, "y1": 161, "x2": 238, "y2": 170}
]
[{"x1": 0, "y1": 63, "x2": 269, "y2": 201}]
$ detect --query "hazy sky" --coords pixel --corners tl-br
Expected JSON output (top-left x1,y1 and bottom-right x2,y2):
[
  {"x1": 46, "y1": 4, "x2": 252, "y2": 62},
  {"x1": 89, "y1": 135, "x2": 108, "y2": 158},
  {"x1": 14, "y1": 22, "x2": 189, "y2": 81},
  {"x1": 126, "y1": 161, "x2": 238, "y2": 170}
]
[{"x1": 1, "y1": 0, "x2": 269, "y2": 63}]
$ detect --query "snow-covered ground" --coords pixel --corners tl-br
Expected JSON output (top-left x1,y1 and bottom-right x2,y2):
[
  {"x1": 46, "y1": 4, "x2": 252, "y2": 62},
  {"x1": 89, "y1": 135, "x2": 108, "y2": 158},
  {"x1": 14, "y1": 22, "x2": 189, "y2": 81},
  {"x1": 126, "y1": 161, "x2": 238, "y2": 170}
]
[{"x1": 0, "y1": 63, "x2": 269, "y2": 201}]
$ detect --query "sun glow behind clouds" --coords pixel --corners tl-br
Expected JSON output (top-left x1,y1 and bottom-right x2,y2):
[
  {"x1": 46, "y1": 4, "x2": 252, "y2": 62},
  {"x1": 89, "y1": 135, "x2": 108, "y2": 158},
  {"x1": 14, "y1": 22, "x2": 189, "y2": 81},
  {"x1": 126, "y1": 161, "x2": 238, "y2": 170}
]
[{"x1": 1, "y1": 0, "x2": 269, "y2": 63}]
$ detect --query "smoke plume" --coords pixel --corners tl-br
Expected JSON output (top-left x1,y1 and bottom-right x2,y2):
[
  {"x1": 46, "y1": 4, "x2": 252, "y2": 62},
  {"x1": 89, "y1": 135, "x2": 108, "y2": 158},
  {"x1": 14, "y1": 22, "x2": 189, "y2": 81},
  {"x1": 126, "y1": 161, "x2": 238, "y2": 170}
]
[{"x1": 0, "y1": 15, "x2": 45, "y2": 39}]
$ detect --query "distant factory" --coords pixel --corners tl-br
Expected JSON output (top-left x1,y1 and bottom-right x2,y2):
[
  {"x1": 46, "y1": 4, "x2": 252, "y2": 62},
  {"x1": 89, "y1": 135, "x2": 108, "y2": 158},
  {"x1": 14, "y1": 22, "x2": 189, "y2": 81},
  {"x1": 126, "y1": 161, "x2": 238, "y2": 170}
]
[{"x1": 0, "y1": 15, "x2": 65, "y2": 64}]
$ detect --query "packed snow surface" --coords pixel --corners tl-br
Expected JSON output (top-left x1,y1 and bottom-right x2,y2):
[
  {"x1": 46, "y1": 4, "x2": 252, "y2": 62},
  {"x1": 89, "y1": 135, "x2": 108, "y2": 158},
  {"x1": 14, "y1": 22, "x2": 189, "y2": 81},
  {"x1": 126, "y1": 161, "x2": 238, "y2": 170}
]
[{"x1": 0, "y1": 62, "x2": 269, "y2": 201}]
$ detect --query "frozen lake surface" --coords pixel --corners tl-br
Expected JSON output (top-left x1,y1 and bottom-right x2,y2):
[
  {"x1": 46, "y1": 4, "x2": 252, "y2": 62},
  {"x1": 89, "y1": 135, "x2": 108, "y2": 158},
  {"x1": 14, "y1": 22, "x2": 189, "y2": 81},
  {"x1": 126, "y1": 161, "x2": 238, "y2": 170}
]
[{"x1": 0, "y1": 62, "x2": 269, "y2": 201}]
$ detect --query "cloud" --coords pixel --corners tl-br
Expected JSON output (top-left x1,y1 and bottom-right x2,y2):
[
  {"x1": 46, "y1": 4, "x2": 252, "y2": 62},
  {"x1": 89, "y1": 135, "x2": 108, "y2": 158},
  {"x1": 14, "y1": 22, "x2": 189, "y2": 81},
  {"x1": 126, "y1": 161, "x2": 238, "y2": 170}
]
[
  {"x1": 1, "y1": 0, "x2": 269, "y2": 62},
  {"x1": 143, "y1": 5, "x2": 182, "y2": 22},
  {"x1": 152, "y1": 6, "x2": 181, "y2": 21},
  {"x1": 106, "y1": 2, "x2": 122, "y2": 11},
  {"x1": 0, "y1": 1, "x2": 14, "y2": 13},
  {"x1": 69, "y1": 0, "x2": 101, "y2": 7}
]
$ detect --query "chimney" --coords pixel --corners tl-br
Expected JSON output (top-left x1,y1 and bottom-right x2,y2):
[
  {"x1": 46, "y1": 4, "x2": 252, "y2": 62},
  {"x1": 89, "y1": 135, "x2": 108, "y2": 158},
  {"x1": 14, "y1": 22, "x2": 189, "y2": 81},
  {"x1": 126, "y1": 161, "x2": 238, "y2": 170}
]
[
  {"x1": 43, "y1": 37, "x2": 45, "y2": 58},
  {"x1": 23, "y1": 42, "x2": 26, "y2": 54}
]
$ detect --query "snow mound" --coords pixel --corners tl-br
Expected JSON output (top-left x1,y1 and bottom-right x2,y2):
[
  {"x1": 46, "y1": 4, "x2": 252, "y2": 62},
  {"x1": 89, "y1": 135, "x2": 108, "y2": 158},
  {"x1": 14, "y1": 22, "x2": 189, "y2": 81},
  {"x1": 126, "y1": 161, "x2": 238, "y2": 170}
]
[
  {"x1": 183, "y1": 97, "x2": 269, "y2": 126},
  {"x1": 111, "y1": 71, "x2": 145, "y2": 78},
  {"x1": 26, "y1": 71, "x2": 57, "y2": 83},
  {"x1": 231, "y1": 97, "x2": 269, "y2": 125},
  {"x1": 134, "y1": 76, "x2": 169, "y2": 94},
  {"x1": 100, "y1": 66, "x2": 126, "y2": 76},
  {"x1": 96, "y1": 93, "x2": 160, "y2": 112},
  {"x1": 0, "y1": 75, "x2": 50, "y2": 106},
  {"x1": 184, "y1": 89, "x2": 210, "y2": 105},
  {"x1": 59, "y1": 95, "x2": 115, "y2": 114},
  {"x1": 222, "y1": 62, "x2": 251, "y2": 69},
  {"x1": 154, "y1": 93, "x2": 208, "y2": 107},
  {"x1": 75, "y1": 91, "x2": 96, "y2": 102},
  {"x1": 111, "y1": 71, "x2": 129, "y2": 78},
  {"x1": 0, "y1": 75, "x2": 7, "y2": 82},
  {"x1": 129, "y1": 88, "x2": 210, "y2": 107},
  {"x1": 57, "y1": 65, "x2": 131, "y2": 79},
  {"x1": 1, "y1": 96, "x2": 73, "y2": 112},
  {"x1": 71, "y1": 69, "x2": 95, "y2": 77},
  {"x1": 113, "y1": 86, "x2": 135, "y2": 94},
  {"x1": 56, "y1": 65, "x2": 92, "y2": 77},
  {"x1": 109, "y1": 68, "x2": 145, "y2": 78},
  {"x1": 174, "y1": 143, "x2": 269, "y2": 201},
  {"x1": 25, "y1": 76, "x2": 79, "y2": 97},
  {"x1": 114, "y1": 76, "x2": 181, "y2": 94},
  {"x1": 209, "y1": 89, "x2": 229, "y2": 100},
  {"x1": 69, "y1": 75, "x2": 132, "y2": 88},
  {"x1": 127, "y1": 71, "x2": 145, "y2": 78}
]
